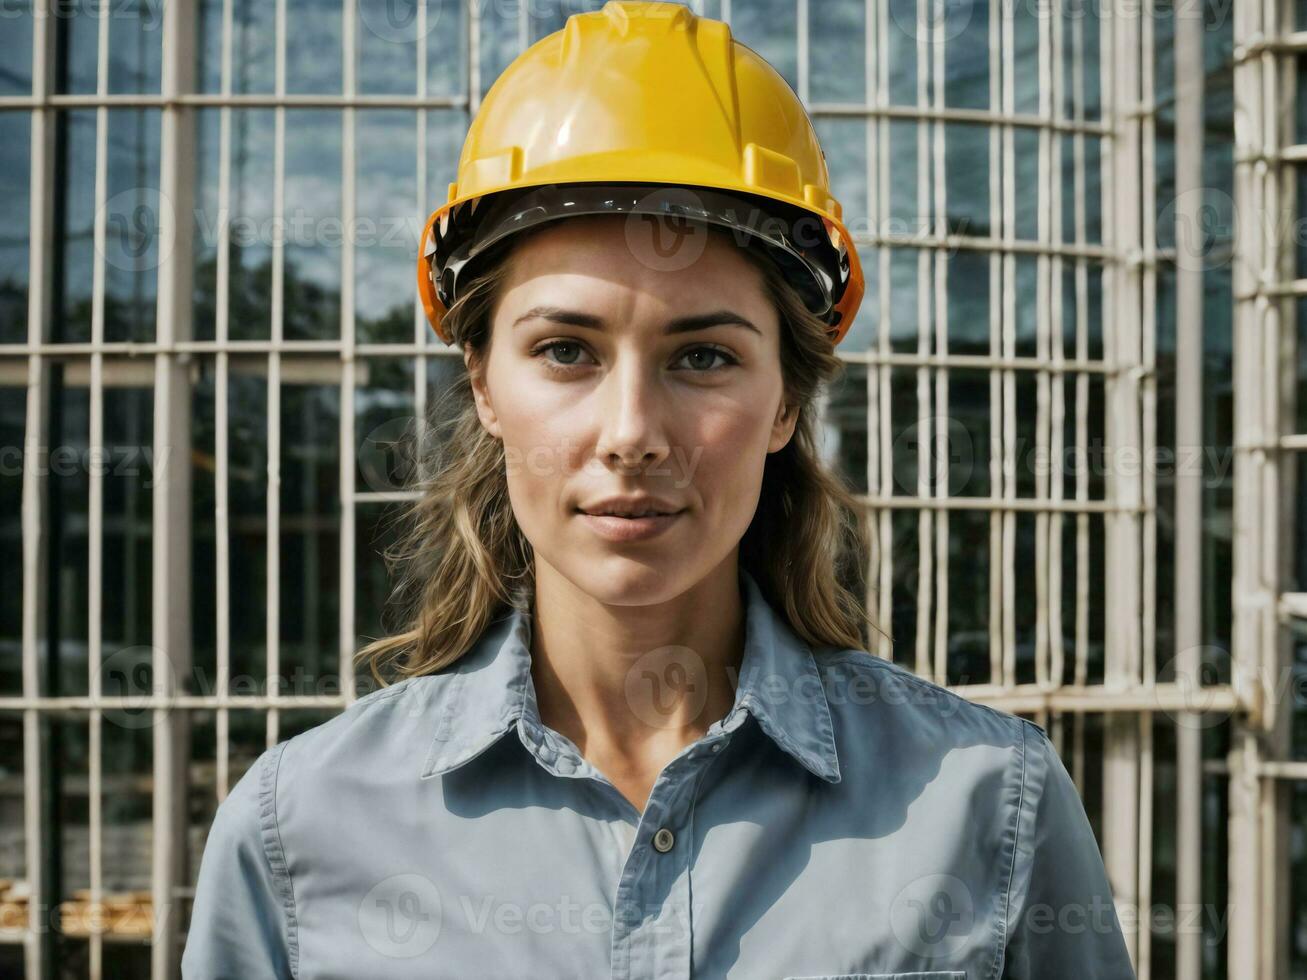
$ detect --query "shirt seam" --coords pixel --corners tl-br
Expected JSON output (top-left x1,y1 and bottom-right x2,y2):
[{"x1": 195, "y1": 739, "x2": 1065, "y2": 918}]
[
  {"x1": 258, "y1": 741, "x2": 301, "y2": 979},
  {"x1": 820, "y1": 650, "x2": 1026, "y2": 733},
  {"x1": 987, "y1": 718, "x2": 1032, "y2": 980}
]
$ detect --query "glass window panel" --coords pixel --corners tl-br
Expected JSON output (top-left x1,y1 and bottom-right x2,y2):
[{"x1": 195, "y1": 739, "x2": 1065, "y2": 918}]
[
  {"x1": 0, "y1": 387, "x2": 23, "y2": 698},
  {"x1": 229, "y1": 110, "x2": 275, "y2": 342},
  {"x1": 888, "y1": 366, "x2": 922, "y2": 496},
  {"x1": 1289, "y1": 777, "x2": 1307, "y2": 968},
  {"x1": 814, "y1": 116, "x2": 867, "y2": 230},
  {"x1": 883, "y1": 0, "x2": 918, "y2": 106},
  {"x1": 886, "y1": 246, "x2": 920, "y2": 354},
  {"x1": 284, "y1": 109, "x2": 341, "y2": 342},
  {"x1": 193, "y1": 108, "x2": 221, "y2": 343},
  {"x1": 191, "y1": 363, "x2": 217, "y2": 691},
  {"x1": 1011, "y1": 0, "x2": 1039, "y2": 116},
  {"x1": 52, "y1": 717, "x2": 89, "y2": 967},
  {"x1": 50, "y1": 377, "x2": 90, "y2": 697},
  {"x1": 1012, "y1": 127, "x2": 1039, "y2": 243},
  {"x1": 1012, "y1": 511, "x2": 1038, "y2": 683},
  {"x1": 108, "y1": 0, "x2": 163, "y2": 94},
  {"x1": 286, "y1": 0, "x2": 343, "y2": 95},
  {"x1": 1, "y1": 0, "x2": 33, "y2": 95},
  {"x1": 56, "y1": 110, "x2": 98, "y2": 345},
  {"x1": 1081, "y1": 0, "x2": 1102, "y2": 120},
  {"x1": 1013, "y1": 364, "x2": 1039, "y2": 498},
  {"x1": 887, "y1": 506, "x2": 921, "y2": 664},
  {"x1": 237, "y1": 0, "x2": 277, "y2": 94},
  {"x1": 356, "y1": 112, "x2": 416, "y2": 345},
  {"x1": 424, "y1": 0, "x2": 468, "y2": 98},
  {"x1": 358, "y1": 0, "x2": 418, "y2": 94},
  {"x1": 479, "y1": 0, "x2": 523, "y2": 100},
  {"x1": 944, "y1": 507, "x2": 992, "y2": 686},
  {"x1": 101, "y1": 384, "x2": 154, "y2": 660},
  {"x1": 945, "y1": 368, "x2": 992, "y2": 498},
  {"x1": 1013, "y1": 252, "x2": 1037, "y2": 358},
  {"x1": 356, "y1": 357, "x2": 417, "y2": 495},
  {"x1": 105, "y1": 109, "x2": 161, "y2": 344},
  {"x1": 945, "y1": 122, "x2": 989, "y2": 239},
  {"x1": 227, "y1": 364, "x2": 269, "y2": 684},
  {"x1": 730, "y1": 0, "x2": 797, "y2": 95},
  {"x1": 944, "y1": 0, "x2": 988, "y2": 110},
  {"x1": 196, "y1": 0, "x2": 224, "y2": 93},
  {"x1": 839, "y1": 243, "x2": 877, "y2": 352},
  {"x1": 809, "y1": 0, "x2": 865, "y2": 104},
  {"x1": 886, "y1": 119, "x2": 920, "y2": 232},
  {"x1": 824, "y1": 361, "x2": 868, "y2": 496},
  {"x1": 0, "y1": 717, "x2": 22, "y2": 902},
  {"x1": 54, "y1": 1, "x2": 99, "y2": 95},
  {"x1": 278, "y1": 380, "x2": 340, "y2": 697},
  {"x1": 0, "y1": 112, "x2": 31, "y2": 345},
  {"x1": 946, "y1": 249, "x2": 990, "y2": 354}
]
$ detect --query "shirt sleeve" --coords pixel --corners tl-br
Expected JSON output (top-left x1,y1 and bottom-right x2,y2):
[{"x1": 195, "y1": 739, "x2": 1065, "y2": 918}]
[
  {"x1": 182, "y1": 745, "x2": 297, "y2": 980},
  {"x1": 1001, "y1": 722, "x2": 1136, "y2": 980}
]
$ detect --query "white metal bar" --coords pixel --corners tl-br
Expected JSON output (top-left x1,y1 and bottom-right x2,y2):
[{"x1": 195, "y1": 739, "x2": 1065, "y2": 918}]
[
  {"x1": 987, "y1": 0, "x2": 1001, "y2": 692},
  {"x1": 1103, "y1": 0, "x2": 1143, "y2": 966},
  {"x1": 1172, "y1": 0, "x2": 1206, "y2": 975},
  {"x1": 267, "y1": 0, "x2": 287, "y2": 749},
  {"x1": 22, "y1": 2, "x2": 55, "y2": 974},
  {"x1": 873, "y1": 0, "x2": 892, "y2": 661},
  {"x1": 1000, "y1": 0, "x2": 1016, "y2": 692},
  {"x1": 152, "y1": 0, "x2": 198, "y2": 973},
  {"x1": 215, "y1": 0, "x2": 236, "y2": 803},
  {"x1": 914, "y1": 0, "x2": 931, "y2": 680},
  {"x1": 339, "y1": 0, "x2": 358, "y2": 707},
  {"x1": 931, "y1": 0, "x2": 949, "y2": 688},
  {"x1": 0, "y1": 681, "x2": 1243, "y2": 715},
  {"x1": 88, "y1": 1, "x2": 111, "y2": 973}
]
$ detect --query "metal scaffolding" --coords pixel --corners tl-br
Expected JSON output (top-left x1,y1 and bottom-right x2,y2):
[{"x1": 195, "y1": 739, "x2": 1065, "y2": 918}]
[{"x1": 0, "y1": 0, "x2": 1299, "y2": 977}]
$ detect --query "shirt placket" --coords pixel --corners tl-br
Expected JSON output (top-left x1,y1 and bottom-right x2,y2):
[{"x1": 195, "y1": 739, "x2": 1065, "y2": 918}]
[
  {"x1": 516, "y1": 696, "x2": 747, "y2": 980},
  {"x1": 609, "y1": 731, "x2": 733, "y2": 980}
]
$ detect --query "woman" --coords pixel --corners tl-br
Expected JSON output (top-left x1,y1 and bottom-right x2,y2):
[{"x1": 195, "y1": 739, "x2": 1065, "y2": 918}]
[{"x1": 183, "y1": 3, "x2": 1135, "y2": 978}]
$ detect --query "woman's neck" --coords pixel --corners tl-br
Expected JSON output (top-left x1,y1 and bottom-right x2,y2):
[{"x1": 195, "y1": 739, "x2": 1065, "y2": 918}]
[{"x1": 527, "y1": 559, "x2": 747, "y2": 806}]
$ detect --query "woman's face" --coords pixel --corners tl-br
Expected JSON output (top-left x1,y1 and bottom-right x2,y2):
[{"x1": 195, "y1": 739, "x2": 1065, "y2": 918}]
[{"x1": 466, "y1": 214, "x2": 797, "y2": 604}]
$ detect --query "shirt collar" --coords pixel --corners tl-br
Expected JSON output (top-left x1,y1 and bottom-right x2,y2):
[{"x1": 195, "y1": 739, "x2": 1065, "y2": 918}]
[{"x1": 418, "y1": 566, "x2": 841, "y2": 784}]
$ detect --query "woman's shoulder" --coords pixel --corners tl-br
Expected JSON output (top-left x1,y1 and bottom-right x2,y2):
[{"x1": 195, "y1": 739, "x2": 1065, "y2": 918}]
[
  {"x1": 270, "y1": 671, "x2": 455, "y2": 783},
  {"x1": 812, "y1": 644, "x2": 1041, "y2": 749}
]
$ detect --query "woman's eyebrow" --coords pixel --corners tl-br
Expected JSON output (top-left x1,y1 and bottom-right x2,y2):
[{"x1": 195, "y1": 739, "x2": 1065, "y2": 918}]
[{"x1": 512, "y1": 306, "x2": 760, "y2": 336}]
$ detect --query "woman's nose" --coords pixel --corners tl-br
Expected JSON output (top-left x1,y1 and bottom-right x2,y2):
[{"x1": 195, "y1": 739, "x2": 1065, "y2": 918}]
[{"x1": 593, "y1": 357, "x2": 674, "y2": 473}]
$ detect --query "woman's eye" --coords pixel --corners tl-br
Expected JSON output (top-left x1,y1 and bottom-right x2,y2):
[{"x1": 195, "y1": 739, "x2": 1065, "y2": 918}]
[
  {"x1": 675, "y1": 346, "x2": 737, "y2": 372},
  {"x1": 529, "y1": 341, "x2": 737, "y2": 373},
  {"x1": 533, "y1": 341, "x2": 595, "y2": 368}
]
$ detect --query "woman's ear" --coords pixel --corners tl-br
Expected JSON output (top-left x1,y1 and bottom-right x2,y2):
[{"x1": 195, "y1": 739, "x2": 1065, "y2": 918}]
[
  {"x1": 768, "y1": 398, "x2": 798, "y2": 453},
  {"x1": 464, "y1": 346, "x2": 503, "y2": 440}
]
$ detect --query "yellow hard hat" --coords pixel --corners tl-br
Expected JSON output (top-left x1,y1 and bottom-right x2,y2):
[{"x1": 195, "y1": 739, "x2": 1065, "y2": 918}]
[{"x1": 417, "y1": 0, "x2": 864, "y2": 346}]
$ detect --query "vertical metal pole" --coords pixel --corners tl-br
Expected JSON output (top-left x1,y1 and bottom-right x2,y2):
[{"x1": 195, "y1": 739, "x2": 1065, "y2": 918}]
[
  {"x1": 1228, "y1": 0, "x2": 1267, "y2": 972},
  {"x1": 152, "y1": 0, "x2": 197, "y2": 974},
  {"x1": 22, "y1": 2, "x2": 55, "y2": 976},
  {"x1": 1171, "y1": 0, "x2": 1205, "y2": 975},
  {"x1": 1103, "y1": 0, "x2": 1143, "y2": 967}
]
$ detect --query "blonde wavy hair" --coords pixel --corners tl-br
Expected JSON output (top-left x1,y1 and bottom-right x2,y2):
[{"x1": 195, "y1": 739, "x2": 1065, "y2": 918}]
[{"x1": 356, "y1": 219, "x2": 880, "y2": 687}]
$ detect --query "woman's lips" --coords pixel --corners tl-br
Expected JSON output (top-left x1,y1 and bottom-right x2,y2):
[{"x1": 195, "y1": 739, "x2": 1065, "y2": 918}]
[{"x1": 574, "y1": 509, "x2": 684, "y2": 542}]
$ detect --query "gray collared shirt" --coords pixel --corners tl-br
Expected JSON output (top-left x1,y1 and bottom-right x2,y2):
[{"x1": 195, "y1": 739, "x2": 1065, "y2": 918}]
[{"x1": 182, "y1": 568, "x2": 1135, "y2": 979}]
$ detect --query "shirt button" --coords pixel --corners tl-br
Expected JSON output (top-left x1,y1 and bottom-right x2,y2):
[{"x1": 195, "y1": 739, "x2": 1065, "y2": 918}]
[
  {"x1": 711, "y1": 741, "x2": 724, "y2": 753},
  {"x1": 652, "y1": 827, "x2": 675, "y2": 853}
]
